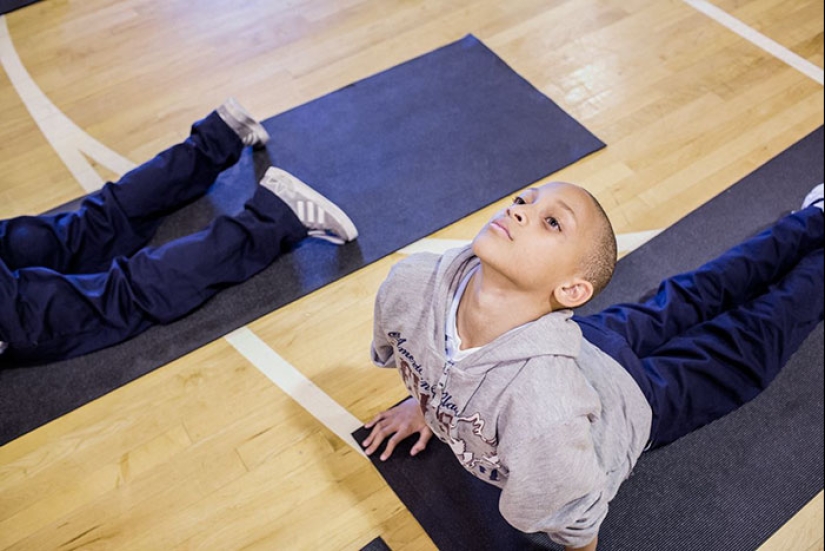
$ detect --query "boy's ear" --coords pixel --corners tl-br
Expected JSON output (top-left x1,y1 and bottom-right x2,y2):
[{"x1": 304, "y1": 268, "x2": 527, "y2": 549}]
[{"x1": 553, "y1": 279, "x2": 594, "y2": 309}]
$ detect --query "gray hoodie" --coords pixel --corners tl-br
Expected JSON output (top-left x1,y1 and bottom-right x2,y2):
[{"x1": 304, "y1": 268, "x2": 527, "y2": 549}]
[{"x1": 372, "y1": 246, "x2": 652, "y2": 548}]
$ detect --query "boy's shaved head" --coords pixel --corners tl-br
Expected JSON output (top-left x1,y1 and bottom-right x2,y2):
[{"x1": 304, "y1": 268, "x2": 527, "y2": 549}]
[{"x1": 578, "y1": 189, "x2": 618, "y2": 300}]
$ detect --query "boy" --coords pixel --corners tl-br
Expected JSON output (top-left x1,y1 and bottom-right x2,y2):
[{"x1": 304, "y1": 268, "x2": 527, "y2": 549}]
[
  {"x1": 363, "y1": 181, "x2": 824, "y2": 551},
  {"x1": 0, "y1": 99, "x2": 358, "y2": 363}
]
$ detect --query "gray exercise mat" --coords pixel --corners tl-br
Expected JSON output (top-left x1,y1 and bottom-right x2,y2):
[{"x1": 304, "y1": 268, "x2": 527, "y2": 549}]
[
  {"x1": 354, "y1": 127, "x2": 824, "y2": 551},
  {"x1": 0, "y1": 35, "x2": 604, "y2": 445}
]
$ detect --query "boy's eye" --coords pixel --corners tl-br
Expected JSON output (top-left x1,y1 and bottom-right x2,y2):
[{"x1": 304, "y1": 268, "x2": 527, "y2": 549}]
[
  {"x1": 546, "y1": 217, "x2": 561, "y2": 230},
  {"x1": 512, "y1": 196, "x2": 526, "y2": 205}
]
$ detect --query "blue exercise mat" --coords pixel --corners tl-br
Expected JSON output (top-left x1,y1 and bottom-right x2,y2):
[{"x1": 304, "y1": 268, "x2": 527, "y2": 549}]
[
  {"x1": 354, "y1": 127, "x2": 824, "y2": 551},
  {"x1": 0, "y1": 35, "x2": 604, "y2": 445},
  {"x1": 0, "y1": 0, "x2": 41, "y2": 15}
]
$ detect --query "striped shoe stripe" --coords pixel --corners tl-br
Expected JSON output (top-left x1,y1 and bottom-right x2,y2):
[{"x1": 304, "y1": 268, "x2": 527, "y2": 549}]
[{"x1": 293, "y1": 199, "x2": 333, "y2": 228}]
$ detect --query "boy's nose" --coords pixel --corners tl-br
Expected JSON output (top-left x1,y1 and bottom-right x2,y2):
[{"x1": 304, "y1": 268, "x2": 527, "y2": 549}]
[{"x1": 508, "y1": 207, "x2": 526, "y2": 224}]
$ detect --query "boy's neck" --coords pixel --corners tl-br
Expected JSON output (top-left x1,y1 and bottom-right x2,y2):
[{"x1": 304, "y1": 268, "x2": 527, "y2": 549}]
[{"x1": 456, "y1": 265, "x2": 554, "y2": 350}]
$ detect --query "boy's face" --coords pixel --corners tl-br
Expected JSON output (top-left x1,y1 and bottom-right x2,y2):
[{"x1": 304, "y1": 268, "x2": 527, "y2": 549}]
[{"x1": 472, "y1": 182, "x2": 598, "y2": 308}]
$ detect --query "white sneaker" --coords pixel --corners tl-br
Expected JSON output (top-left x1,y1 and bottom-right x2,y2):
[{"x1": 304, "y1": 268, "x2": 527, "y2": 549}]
[
  {"x1": 801, "y1": 183, "x2": 824, "y2": 212},
  {"x1": 216, "y1": 97, "x2": 270, "y2": 148},
  {"x1": 260, "y1": 167, "x2": 359, "y2": 244}
]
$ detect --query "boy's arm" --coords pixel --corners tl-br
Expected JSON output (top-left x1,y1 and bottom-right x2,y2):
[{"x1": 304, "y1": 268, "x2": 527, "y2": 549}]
[
  {"x1": 499, "y1": 420, "x2": 608, "y2": 549},
  {"x1": 370, "y1": 277, "x2": 395, "y2": 367}
]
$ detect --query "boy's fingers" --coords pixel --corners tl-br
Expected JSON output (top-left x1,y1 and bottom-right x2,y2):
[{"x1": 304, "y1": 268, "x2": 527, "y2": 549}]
[
  {"x1": 363, "y1": 423, "x2": 390, "y2": 454},
  {"x1": 410, "y1": 429, "x2": 433, "y2": 456},
  {"x1": 364, "y1": 435, "x2": 385, "y2": 456},
  {"x1": 380, "y1": 434, "x2": 401, "y2": 461},
  {"x1": 364, "y1": 417, "x2": 406, "y2": 456},
  {"x1": 364, "y1": 411, "x2": 386, "y2": 429},
  {"x1": 363, "y1": 405, "x2": 427, "y2": 459}
]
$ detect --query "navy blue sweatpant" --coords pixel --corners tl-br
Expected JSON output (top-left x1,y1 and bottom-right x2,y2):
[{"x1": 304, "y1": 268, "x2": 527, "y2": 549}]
[
  {"x1": 0, "y1": 112, "x2": 307, "y2": 362},
  {"x1": 576, "y1": 206, "x2": 824, "y2": 447}
]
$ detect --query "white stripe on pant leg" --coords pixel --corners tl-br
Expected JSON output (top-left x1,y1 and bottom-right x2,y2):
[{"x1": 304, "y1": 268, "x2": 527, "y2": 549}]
[{"x1": 225, "y1": 327, "x2": 367, "y2": 457}]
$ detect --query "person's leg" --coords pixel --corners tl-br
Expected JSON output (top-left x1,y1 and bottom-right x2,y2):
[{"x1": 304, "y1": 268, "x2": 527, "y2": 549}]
[
  {"x1": 0, "y1": 103, "x2": 265, "y2": 274},
  {"x1": 0, "y1": 186, "x2": 307, "y2": 363},
  {"x1": 643, "y1": 244, "x2": 823, "y2": 447},
  {"x1": 577, "y1": 206, "x2": 824, "y2": 359}
]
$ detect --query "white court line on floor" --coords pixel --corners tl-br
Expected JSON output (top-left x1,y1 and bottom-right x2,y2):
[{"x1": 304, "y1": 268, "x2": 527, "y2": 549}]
[
  {"x1": 0, "y1": 16, "x2": 136, "y2": 192},
  {"x1": 225, "y1": 328, "x2": 367, "y2": 457},
  {"x1": 616, "y1": 229, "x2": 662, "y2": 255},
  {"x1": 683, "y1": 0, "x2": 825, "y2": 86}
]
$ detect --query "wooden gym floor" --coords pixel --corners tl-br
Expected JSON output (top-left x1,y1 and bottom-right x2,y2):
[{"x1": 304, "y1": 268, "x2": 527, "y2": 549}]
[{"x1": 0, "y1": 0, "x2": 822, "y2": 549}]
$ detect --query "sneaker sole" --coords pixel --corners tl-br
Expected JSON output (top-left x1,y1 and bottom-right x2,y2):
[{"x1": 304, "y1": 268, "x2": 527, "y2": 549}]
[{"x1": 802, "y1": 183, "x2": 824, "y2": 211}]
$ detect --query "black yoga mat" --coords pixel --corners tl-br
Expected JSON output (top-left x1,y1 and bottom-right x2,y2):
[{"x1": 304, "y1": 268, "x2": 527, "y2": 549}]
[
  {"x1": 360, "y1": 537, "x2": 392, "y2": 551},
  {"x1": 0, "y1": 35, "x2": 605, "y2": 445},
  {"x1": 0, "y1": 0, "x2": 41, "y2": 15},
  {"x1": 354, "y1": 127, "x2": 825, "y2": 551}
]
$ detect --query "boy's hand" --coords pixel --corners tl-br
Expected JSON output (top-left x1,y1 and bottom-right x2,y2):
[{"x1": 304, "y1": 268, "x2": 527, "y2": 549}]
[
  {"x1": 566, "y1": 536, "x2": 598, "y2": 551},
  {"x1": 363, "y1": 397, "x2": 433, "y2": 461}
]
